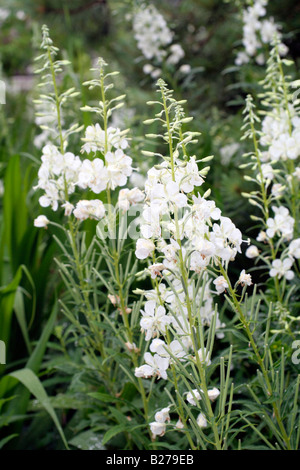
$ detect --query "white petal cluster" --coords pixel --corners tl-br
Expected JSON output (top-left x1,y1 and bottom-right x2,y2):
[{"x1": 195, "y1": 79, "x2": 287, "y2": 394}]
[
  {"x1": 186, "y1": 387, "x2": 220, "y2": 406},
  {"x1": 266, "y1": 206, "x2": 294, "y2": 241},
  {"x1": 35, "y1": 144, "x2": 82, "y2": 211},
  {"x1": 104, "y1": 149, "x2": 133, "y2": 190},
  {"x1": 235, "y1": 0, "x2": 288, "y2": 66},
  {"x1": 133, "y1": 4, "x2": 173, "y2": 62},
  {"x1": 140, "y1": 300, "x2": 172, "y2": 341},
  {"x1": 133, "y1": 4, "x2": 185, "y2": 78},
  {"x1": 73, "y1": 200, "x2": 106, "y2": 221},
  {"x1": 261, "y1": 111, "x2": 300, "y2": 162},
  {"x1": 137, "y1": 155, "x2": 242, "y2": 267},
  {"x1": 239, "y1": 270, "x2": 253, "y2": 287},
  {"x1": 77, "y1": 158, "x2": 107, "y2": 193},
  {"x1": 134, "y1": 102, "x2": 243, "y2": 386},
  {"x1": 81, "y1": 124, "x2": 128, "y2": 154},
  {"x1": 78, "y1": 124, "x2": 133, "y2": 192},
  {"x1": 135, "y1": 352, "x2": 170, "y2": 380},
  {"x1": 166, "y1": 44, "x2": 185, "y2": 65},
  {"x1": 35, "y1": 122, "x2": 134, "y2": 216},
  {"x1": 270, "y1": 257, "x2": 294, "y2": 281},
  {"x1": 150, "y1": 407, "x2": 170, "y2": 437},
  {"x1": 288, "y1": 239, "x2": 300, "y2": 259},
  {"x1": 213, "y1": 276, "x2": 229, "y2": 295},
  {"x1": 118, "y1": 187, "x2": 144, "y2": 212}
]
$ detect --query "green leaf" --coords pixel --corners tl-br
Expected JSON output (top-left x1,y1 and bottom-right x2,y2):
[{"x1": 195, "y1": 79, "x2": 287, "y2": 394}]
[
  {"x1": 13, "y1": 288, "x2": 32, "y2": 355},
  {"x1": 89, "y1": 392, "x2": 119, "y2": 403},
  {"x1": 5, "y1": 302, "x2": 58, "y2": 427},
  {"x1": 0, "y1": 434, "x2": 18, "y2": 449},
  {"x1": 9, "y1": 368, "x2": 68, "y2": 449},
  {"x1": 0, "y1": 266, "x2": 22, "y2": 347},
  {"x1": 69, "y1": 430, "x2": 105, "y2": 450},
  {"x1": 102, "y1": 424, "x2": 128, "y2": 445}
]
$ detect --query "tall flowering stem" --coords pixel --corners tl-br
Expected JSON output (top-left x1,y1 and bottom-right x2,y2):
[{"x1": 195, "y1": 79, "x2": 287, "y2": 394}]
[
  {"x1": 82, "y1": 58, "x2": 151, "y2": 432},
  {"x1": 134, "y1": 79, "x2": 242, "y2": 448},
  {"x1": 35, "y1": 25, "x2": 109, "y2": 369},
  {"x1": 159, "y1": 81, "x2": 221, "y2": 449},
  {"x1": 242, "y1": 39, "x2": 300, "y2": 307},
  {"x1": 34, "y1": 27, "x2": 151, "y2": 443}
]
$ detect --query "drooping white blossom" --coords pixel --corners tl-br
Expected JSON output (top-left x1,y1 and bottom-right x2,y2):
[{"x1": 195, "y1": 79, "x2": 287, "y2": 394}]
[{"x1": 34, "y1": 215, "x2": 50, "y2": 228}]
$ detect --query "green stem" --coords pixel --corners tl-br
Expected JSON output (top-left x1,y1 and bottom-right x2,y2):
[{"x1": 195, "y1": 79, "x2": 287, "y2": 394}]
[{"x1": 219, "y1": 264, "x2": 292, "y2": 450}]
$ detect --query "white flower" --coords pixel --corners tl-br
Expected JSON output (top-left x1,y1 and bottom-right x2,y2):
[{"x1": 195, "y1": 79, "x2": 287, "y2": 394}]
[
  {"x1": 118, "y1": 187, "x2": 144, "y2": 211},
  {"x1": 289, "y1": 239, "x2": 300, "y2": 259},
  {"x1": 286, "y1": 132, "x2": 300, "y2": 160},
  {"x1": 271, "y1": 183, "x2": 285, "y2": 197},
  {"x1": 270, "y1": 258, "x2": 294, "y2": 280},
  {"x1": 192, "y1": 194, "x2": 221, "y2": 222},
  {"x1": 62, "y1": 202, "x2": 74, "y2": 216},
  {"x1": 105, "y1": 149, "x2": 133, "y2": 190},
  {"x1": 236, "y1": 1, "x2": 287, "y2": 66},
  {"x1": 210, "y1": 217, "x2": 242, "y2": 261},
  {"x1": 143, "y1": 64, "x2": 154, "y2": 75},
  {"x1": 256, "y1": 231, "x2": 268, "y2": 242},
  {"x1": 155, "y1": 407, "x2": 170, "y2": 423},
  {"x1": 196, "y1": 413, "x2": 207, "y2": 428},
  {"x1": 207, "y1": 387, "x2": 220, "y2": 401},
  {"x1": 81, "y1": 124, "x2": 128, "y2": 154},
  {"x1": 235, "y1": 51, "x2": 250, "y2": 66},
  {"x1": 166, "y1": 44, "x2": 185, "y2": 65},
  {"x1": 239, "y1": 269, "x2": 253, "y2": 286},
  {"x1": 150, "y1": 421, "x2": 166, "y2": 437},
  {"x1": 266, "y1": 206, "x2": 294, "y2": 240},
  {"x1": 133, "y1": 4, "x2": 173, "y2": 63},
  {"x1": 73, "y1": 200, "x2": 106, "y2": 221},
  {"x1": 175, "y1": 157, "x2": 204, "y2": 193},
  {"x1": 260, "y1": 163, "x2": 274, "y2": 181},
  {"x1": 148, "y1": 263, "x2": 165, "y2": 279},
  {"x1": 140, "y1": 300, "x2": 172, "y2": 340},
  {"x1": 161, "y1": 239, "x2": 180, "y2": 261},
  {"x1": 213, "y1": 276, "x2": 229, "y2": 295},
  {"x1": 220, "y1": 143, "x2": 240, "y2": 165},
  {"x1": 77, "y1": 158, "x2": 107, "y2": 193},
  {"x1": 151, "y1": 68, "x2": 162, "y2": 79},
  {"x1": 175, "y1": 419, "x2": 184, "y2": 429},
  {"x1": 190, "y1": 251, "x2": 210, "y2": 273},
  {"x1": 186, "y1": 389, "x2": 202, "y2": 406},
  {"x1": 151, "y1": 181, "x2": 188, "y2": 210},
  {"x1": 246, "y1": 245, "x2": 259, "y2": 258},
  {"x1": 150, "y1": 338, "x2": 187, "y2": 361},
  {"x1": 179, "y1": 64, "x2": 191, "y2": 74},
  {"x1": 34, "y1": 215, "x2": 50, "y2": 228},
  {"x1": 135, "y1": 238, "x2": 155, "y2": 259},
  {"x1": 135, "y1": 352, "x2": 170, "y2": 380},
  {"x1": 35, "y1": 145, "x2": 81, "y2": 211},
  {"x1": 269, "y1": 134, "x2": 288, "y2": 161}
]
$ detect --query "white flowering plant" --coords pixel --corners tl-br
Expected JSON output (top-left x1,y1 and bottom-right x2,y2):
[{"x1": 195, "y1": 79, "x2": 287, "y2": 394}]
[
  {"x1": 4, "y1": 16, "x2": 299, "y2": 451},
  {"x1": 132, "y1": 3, "x2": 188, "y2": 82}
]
